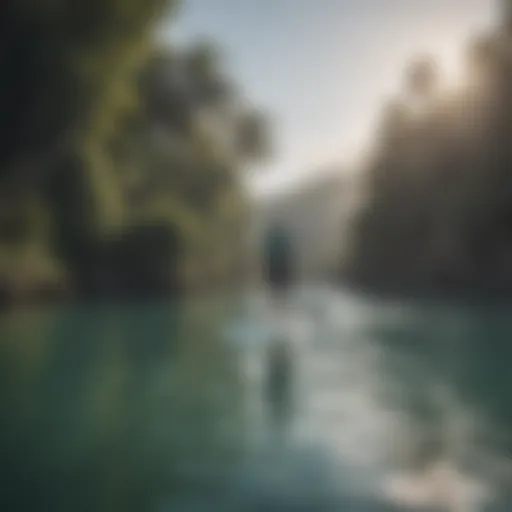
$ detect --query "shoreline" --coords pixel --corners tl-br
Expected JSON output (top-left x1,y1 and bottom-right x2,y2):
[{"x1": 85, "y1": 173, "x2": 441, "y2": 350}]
[{"x1": 338, "y1": 273, "x2": 512, "y2": 310}]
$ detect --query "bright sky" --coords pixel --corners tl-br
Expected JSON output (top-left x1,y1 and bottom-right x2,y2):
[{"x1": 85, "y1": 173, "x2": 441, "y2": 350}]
[{"x1": 170, "y1": 0, "x2": 497, "y2": 195}]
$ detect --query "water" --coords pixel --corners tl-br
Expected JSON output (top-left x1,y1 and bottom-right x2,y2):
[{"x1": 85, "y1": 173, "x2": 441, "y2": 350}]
[{"x1": 1, "y1": 286, "x2": 512, "y2": 511}]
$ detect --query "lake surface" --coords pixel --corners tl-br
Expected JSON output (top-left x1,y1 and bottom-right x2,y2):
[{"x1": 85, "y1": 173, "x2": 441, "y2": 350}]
[{"x1": 1, "y1": 285, "x2": 512, "y2": 511}]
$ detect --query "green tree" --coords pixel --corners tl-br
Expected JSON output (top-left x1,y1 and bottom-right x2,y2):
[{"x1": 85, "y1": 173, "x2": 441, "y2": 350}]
[{"x1": 0, "y1": 1, "x2": 269, "y2": 303}]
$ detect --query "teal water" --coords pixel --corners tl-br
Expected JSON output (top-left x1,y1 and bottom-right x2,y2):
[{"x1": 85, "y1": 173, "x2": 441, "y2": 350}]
[{"x1": 1, "y1": 286, "x2": 512, "y2": 511}]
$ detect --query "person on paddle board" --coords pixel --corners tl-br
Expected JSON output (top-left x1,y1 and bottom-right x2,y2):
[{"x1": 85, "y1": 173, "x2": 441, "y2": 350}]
[
  {"x1": 261, "y1": 224, "x2": 296, "y2": 439},
  {"x1": 263, "y1": 223, "x2": 295, "y2": 300}
]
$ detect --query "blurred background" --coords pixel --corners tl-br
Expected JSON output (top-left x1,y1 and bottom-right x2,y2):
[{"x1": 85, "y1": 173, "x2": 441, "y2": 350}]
[{"x1": 3, "y1": 0, "x2": 512, "y2": 510}]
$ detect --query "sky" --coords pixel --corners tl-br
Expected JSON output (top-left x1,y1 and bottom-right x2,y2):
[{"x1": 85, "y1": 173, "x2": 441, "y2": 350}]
[{"x1": 169, "y1": 0, "x2": 497, "y2": 195}]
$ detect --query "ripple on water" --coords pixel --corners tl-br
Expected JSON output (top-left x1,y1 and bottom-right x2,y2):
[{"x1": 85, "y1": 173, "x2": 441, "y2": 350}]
[{"x1": 223, "y1": 287, "x2": 512, "y2": 510}]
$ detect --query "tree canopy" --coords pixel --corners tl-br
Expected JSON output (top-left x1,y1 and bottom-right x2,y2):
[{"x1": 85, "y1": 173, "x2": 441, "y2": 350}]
[
  {"x1": 344, "y1": 8, "x2": 512, "y2": 297},
  {"x1": 0, "y1": 0, "x2": 269, "y2": 304}
]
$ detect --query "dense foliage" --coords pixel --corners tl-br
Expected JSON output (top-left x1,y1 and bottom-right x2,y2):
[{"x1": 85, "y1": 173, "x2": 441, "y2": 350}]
[
  {"x1": 0, "y1": 0, "x2": 267, "y2": 304},
  {"x1": 344, "y1": 3, "x2": 512, "y2": 297}
]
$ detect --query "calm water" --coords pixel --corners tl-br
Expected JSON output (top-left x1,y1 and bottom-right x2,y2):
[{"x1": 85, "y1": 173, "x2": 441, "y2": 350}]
[{"x1": 1, "y1": 286, "x2": 512, "y2": 511}]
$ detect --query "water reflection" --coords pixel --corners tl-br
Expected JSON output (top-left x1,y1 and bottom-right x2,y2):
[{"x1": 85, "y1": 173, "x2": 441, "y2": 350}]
[
  {"x1": 360, "y1": 299, "x2": 512, "y2": 509},
  {"x1": 0, "y1": 299, "x2": 246, "y2": 512},
  {"x1": 264, "y1": 336, "x2": 295, "y2": 444},
  {"x1": 232, "y1": 287, "x2": 512, "y2": 510},
  {"x1": 2, "y1": 289, "x2": 512, "y2": 510}
]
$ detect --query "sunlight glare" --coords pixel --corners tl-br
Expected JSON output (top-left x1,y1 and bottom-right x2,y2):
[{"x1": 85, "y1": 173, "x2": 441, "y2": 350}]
[{"x1": 437, "y1": 43, "x2": 467, "y2": 92}]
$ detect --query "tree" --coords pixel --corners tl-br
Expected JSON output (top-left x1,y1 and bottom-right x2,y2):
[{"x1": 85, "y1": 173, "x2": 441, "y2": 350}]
[
  {"x1": 0, "y1": 1, "x2": 269, "y2": 303},
  {"x1": 405, "y1": 55, "x2": 439, "y2": 99},
  {"x1": 344, "y1": 9, "x2": 512, "y2": 296}
]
